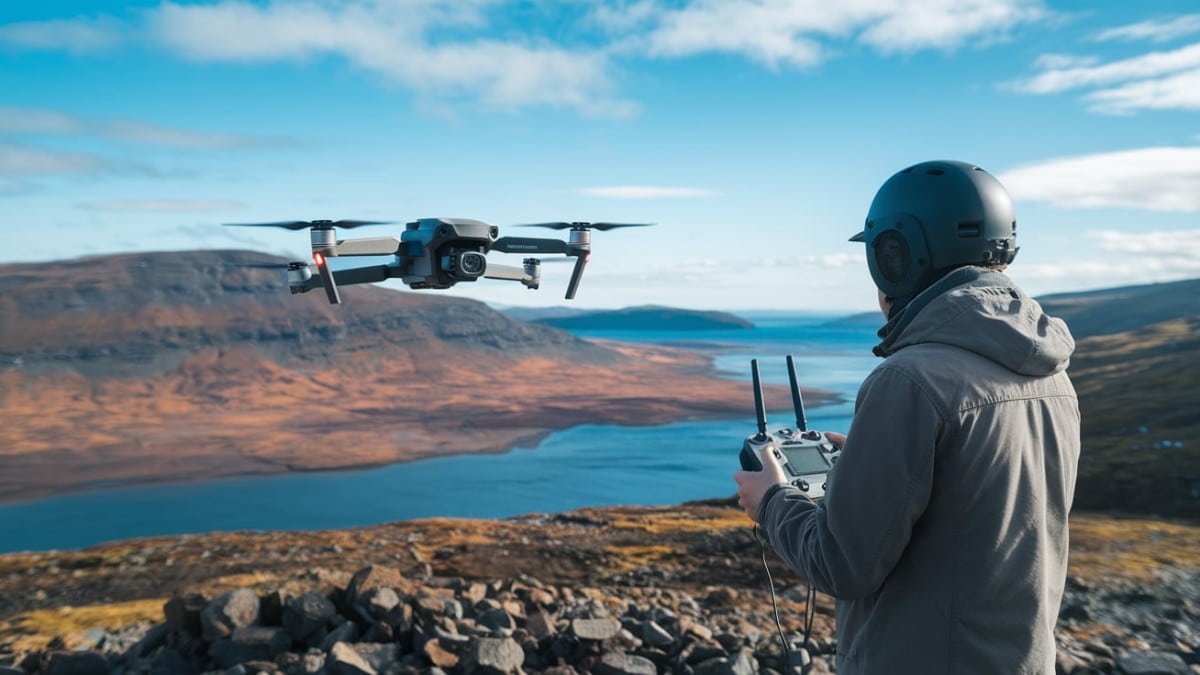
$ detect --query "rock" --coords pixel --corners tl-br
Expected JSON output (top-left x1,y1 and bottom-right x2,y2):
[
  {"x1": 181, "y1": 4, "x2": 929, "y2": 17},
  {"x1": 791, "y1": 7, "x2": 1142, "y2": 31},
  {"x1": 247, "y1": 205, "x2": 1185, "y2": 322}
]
[
  {"x1": 477, "y1": 607, "x2": 516, "y2": 635},
  {"x1": 641, "y1": 620, "x2": 674, "y2": 648},
  {"x1": 1115, "y1": 650, "x2": 1190, "y2": 675},
  {"x1": 693, "y1": 650, "x2": 758, "y2": 675},
  {"x1": 526, "y1": 610, "x2": 557, "y2": 641},
  {"x1": 1056, "y1": 646, "x2": 1091, "y2": 675},
  {"x1": 347, "y1": 643, "x2": 400, "y2": 673},
  {"x1": 283, "y1": 592, "x2": 337, "y2": 641},
  {"x1": 42, "y1": 651, "x2": 109, "y2": 675},
  {"x1": 201, "y1": 589, "x2": 261, "y2": 641},
  {"x1": 464, "y1": 637, "x2": 525, "y2": 674},
  {"x1": 318, "y1": 621, "x2": 360, "y2": 651},
  {"x1": 208, "y1": 626, "x2": 291, "y2": 668},
  {"x1": 164, "y1": 592, "x2": 209, "y2": 635},
  {"x1": 572, "y1": 617, "x2": 621, "y2": 641},
  {"x1": 364, "y1": 586, "x2": 400, "y2": 618},
  {"x1": 425, "y1": 638, "x2": 462, "y2": 669},
  {"x1": 326, "y1": 641, "x2": 377, "y2": 675},
  {"x1": 593, "y1": 650, "x2": 657, "y2": 675},
  {"x1": 345, "y1": 566, "x2": 413, "y2": 607}
]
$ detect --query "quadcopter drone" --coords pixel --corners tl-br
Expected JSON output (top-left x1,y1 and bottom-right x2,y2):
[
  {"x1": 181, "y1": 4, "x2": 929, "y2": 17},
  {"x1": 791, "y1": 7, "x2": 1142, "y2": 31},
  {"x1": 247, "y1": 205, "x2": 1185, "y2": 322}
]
[{"x1": 224, "y1": 217, "x2": 651, "y2": 304}]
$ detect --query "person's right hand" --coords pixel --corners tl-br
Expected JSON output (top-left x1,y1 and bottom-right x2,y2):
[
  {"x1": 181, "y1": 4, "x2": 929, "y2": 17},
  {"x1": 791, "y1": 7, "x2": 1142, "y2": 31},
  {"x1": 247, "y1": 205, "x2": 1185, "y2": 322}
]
[{"x1": 825, "y1": 431, "x2": 847, "y2": 447}]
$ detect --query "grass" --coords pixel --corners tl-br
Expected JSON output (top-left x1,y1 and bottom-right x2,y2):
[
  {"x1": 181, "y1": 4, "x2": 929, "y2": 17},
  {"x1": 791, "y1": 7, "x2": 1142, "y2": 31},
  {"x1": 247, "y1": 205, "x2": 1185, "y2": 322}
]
[
  {"x1": 1068, "y1": 512, "x2": 1200, "y2": 582},
  {"x1": 1, "y1": 598, "x2": 165, "y2": 654}
]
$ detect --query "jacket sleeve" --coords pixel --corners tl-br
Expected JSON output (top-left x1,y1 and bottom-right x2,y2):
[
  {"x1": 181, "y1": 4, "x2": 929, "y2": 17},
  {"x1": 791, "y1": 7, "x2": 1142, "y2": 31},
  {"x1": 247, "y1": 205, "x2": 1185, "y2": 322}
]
[{"x1": 757, "y1": 364, "x2": 943, "y2": 599}]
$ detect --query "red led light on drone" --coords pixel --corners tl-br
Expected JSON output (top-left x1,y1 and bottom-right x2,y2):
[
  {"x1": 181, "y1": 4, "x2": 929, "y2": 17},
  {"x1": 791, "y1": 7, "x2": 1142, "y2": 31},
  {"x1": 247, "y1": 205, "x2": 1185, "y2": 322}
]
[{"x1": 313, "y1": 253, "x2": 325, "y2": 266}]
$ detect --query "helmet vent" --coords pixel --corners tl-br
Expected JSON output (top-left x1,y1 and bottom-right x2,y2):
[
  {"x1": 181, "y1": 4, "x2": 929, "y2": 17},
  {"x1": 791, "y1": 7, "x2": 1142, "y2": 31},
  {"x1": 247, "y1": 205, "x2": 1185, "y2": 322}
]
[
  {"x1": 926, "y1": 168, "x2": 945, "y2": 176},
  {"x1": 957, "y1": 222, "x2": 981, "y2": 238}
]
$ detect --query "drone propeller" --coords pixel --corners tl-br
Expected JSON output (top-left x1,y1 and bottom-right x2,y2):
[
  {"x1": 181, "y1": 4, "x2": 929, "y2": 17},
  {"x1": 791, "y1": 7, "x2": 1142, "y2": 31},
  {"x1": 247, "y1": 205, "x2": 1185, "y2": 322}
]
[
  {"x1": 515, "y1": 221, "x2": 654, "y2": 231},
  {"x1": 223, "y1": 219, "x2": 393, "y2": 230},
  {"x1": 233, "y1": 261, "x2": 309, "y2": 270}
]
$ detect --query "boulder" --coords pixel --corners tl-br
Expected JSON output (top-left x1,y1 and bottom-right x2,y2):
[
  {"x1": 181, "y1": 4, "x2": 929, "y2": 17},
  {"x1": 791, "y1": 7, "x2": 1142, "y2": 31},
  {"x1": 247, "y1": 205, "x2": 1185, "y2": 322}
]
[{"x1": 200, "y1": 589, "x2": 260, "y2": 641}]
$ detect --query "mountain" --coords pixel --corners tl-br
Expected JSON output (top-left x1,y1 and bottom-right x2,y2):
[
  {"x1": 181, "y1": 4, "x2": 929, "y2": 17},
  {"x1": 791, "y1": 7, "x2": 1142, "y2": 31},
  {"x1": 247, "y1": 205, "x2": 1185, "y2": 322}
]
[
  {"x1": 0, "y1": 251, "x2": 808, "y2": 504},
  {"x1": 526, "y1": 305, "x2": 754, "y2": 331}
]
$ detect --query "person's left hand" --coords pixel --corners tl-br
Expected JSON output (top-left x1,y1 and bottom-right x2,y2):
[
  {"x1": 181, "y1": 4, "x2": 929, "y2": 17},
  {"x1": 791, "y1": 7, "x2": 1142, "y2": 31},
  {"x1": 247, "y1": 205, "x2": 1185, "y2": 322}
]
[{"x1": 733, "y1": 446, "x2": 789, "y2": 522}]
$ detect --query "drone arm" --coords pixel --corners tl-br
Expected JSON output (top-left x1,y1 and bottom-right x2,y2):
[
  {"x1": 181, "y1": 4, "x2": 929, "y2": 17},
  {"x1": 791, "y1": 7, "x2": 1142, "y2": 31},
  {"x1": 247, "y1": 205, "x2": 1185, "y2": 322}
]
[
  {"x1": 492, "y1": 237, "x2": 568, "y2": 255},
  {"x1": 296, "y1": 264, "x2": 395, "y2": 298},
  {"x1": 565, "y1": 254, "x2": 589, "y2": 300},
  {"x1": 483, "y1": 262, "x2": 539, "y2": 290},
  {"x1": 333, "y1": 236, "x2": 402, "y2": 257}
]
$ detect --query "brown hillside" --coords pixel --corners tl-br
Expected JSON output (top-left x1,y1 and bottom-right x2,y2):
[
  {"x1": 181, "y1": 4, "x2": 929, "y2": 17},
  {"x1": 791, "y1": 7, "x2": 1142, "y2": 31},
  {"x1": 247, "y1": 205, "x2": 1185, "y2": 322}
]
[
  {"x1": 0, "y1": 251, "x2": 822, "y2": 503},
  {"x1": 1068, "y1": 316, "x2": 1200, "y2": 519}
]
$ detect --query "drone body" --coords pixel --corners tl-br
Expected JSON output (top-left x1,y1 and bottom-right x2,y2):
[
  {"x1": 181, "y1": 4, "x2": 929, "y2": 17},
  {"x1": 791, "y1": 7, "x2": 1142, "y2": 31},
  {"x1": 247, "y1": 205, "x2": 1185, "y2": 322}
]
[{"x1": 226, "y1": 217, "x2": 650, "y2": 303}]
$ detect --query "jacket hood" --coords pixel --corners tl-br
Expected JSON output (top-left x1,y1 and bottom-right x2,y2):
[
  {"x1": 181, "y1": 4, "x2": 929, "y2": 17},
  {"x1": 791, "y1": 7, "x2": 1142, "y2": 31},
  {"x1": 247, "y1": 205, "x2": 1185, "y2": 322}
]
[{"x1": 875, "y1": 267, "x2": 1075, "y2": 376}]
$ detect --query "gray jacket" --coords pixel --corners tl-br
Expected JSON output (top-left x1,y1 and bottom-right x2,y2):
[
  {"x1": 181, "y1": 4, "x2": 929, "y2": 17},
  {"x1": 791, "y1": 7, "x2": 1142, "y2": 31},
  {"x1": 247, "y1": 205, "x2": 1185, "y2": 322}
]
[{"x1": 759, "y1": 268, "x2": 1080, "y2": 674}]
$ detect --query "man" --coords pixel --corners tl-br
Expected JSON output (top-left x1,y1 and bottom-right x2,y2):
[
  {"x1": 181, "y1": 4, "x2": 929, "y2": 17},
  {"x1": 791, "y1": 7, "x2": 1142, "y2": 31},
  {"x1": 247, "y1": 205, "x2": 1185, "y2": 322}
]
[{"x1": 734, "y1": 160, "x2": 1080, "y2": 674}]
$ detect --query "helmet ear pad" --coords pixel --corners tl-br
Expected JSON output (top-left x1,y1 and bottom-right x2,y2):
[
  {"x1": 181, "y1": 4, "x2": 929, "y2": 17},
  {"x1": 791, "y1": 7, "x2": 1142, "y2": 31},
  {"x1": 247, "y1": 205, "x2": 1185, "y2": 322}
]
[{"x1": 864, "y1": 213, "x2": 941, "y2": 300}]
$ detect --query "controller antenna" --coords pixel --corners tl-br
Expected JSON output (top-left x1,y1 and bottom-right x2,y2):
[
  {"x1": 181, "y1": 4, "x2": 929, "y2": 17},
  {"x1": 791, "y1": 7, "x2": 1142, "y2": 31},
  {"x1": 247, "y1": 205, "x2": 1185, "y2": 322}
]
[
  {"x1": 751, "y1": 359, "x2": 769, "y2": 441},
  {"x1": 786, "y1": 354, "x2": 808, "y2": 432}
]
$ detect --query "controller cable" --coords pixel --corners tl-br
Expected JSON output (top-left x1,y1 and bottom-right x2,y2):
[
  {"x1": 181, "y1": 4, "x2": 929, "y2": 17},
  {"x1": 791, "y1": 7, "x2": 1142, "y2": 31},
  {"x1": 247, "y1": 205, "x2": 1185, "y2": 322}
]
[{"x1": 753, "y1": 523, "x2": 817, "y2": 663}]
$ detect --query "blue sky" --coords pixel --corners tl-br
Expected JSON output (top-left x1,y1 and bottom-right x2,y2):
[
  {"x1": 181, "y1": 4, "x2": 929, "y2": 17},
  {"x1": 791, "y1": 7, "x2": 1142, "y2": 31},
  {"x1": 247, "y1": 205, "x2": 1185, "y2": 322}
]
[{"x1": 2, "y1": 1, "x2": 1198, "y2": 311}]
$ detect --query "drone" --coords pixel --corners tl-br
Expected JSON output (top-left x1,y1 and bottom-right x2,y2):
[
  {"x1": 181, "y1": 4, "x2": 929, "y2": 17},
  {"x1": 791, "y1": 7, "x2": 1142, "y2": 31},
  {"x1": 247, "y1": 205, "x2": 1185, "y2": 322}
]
[{"x1": 224, "y1": 217, "x2": 651, "y2": 304}]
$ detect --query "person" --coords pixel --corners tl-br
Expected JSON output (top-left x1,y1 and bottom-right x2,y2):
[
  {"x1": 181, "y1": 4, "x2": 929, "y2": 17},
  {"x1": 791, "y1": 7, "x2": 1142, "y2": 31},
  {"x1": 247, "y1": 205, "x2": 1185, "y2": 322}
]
[{"x1": 734, "y1": 160, "x2": 1080, "y2": 674}]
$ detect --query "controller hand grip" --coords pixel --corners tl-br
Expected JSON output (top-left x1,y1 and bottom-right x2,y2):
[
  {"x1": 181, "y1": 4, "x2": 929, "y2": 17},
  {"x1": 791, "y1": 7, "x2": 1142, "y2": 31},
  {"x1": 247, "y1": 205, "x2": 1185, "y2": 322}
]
[{"x1": 739, "y1": 446, "x2": 763, "y2": 472}]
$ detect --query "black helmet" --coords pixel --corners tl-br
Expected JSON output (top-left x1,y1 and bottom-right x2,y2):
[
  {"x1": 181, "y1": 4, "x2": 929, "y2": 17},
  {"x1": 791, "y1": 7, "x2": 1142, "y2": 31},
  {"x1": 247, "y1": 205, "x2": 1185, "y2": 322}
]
[{"x1": 851, "y1": 160, "x2": 1019, "y2": 299}]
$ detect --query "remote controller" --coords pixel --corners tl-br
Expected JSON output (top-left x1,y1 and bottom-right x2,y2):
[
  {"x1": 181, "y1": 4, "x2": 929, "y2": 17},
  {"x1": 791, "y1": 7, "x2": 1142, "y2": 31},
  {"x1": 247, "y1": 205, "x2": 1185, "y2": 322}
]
[{"x1": 739, "y1": 355, "x2": 842, "y2": 500}]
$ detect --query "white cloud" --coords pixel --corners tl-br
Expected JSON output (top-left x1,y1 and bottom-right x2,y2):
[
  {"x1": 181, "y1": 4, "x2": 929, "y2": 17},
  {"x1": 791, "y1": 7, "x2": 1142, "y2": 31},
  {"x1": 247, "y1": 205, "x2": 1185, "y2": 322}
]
[
  {"x1": 0, "y1": 141, "x2": 107, "y2": 176},
  {"x1": 0, "y1": 17, "x2": 124, "y2": 53},
  {"x1": 1084, "y1": 67, "x2": 1200, "y2": 114},
  {"x1": 0, "y1": 106, "x2": 288, "y2": 149},
  {"x1": 1020, "y1": 228, "x2": 1200, "y2": 292},
  {"x1": 143, "y1": 1, "x2": 636, "y2": 117},
  {"x1": 1093, "y1": 228, "x2": 1200, "y2": 258},
  {"x1": 1012, "y1": 42, "x2": 1200, "y2": 95},
  {"x1": 641, "y1": 0, "x2": 1048, "y2": 67},
  {"x1": 999, "y1": 147, "x2": 1200, "y2": 212},
  {"x1": 1010, "y1": 41, "x2": 1200, "y2": 113},
  {"x1": 0, "y1": 1, "x2": 1052, "y2": 114},
  {"x1": 1094, "y1": 14, "x2": 1200, "y2": 43},
  {"x1": 78, "y1": 199, "x2": 247, "y2": 213},
  {"x1": 578, "y1": 185, "x2": 717, "y2": 198}
]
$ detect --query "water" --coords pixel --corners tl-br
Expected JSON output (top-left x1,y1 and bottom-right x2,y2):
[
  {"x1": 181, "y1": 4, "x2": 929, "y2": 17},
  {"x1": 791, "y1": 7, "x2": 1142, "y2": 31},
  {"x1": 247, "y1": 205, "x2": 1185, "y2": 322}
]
[{"x1": 0, "y1": 312, "x2": 882, "y2": 553}]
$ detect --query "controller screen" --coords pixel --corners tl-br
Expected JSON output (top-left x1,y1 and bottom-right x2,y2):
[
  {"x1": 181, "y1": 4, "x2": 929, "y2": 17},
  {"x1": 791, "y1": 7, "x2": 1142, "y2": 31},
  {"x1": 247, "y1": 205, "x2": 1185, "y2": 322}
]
[{"x1": 781, "y1": 446, "x2": 832, "y2": 476}]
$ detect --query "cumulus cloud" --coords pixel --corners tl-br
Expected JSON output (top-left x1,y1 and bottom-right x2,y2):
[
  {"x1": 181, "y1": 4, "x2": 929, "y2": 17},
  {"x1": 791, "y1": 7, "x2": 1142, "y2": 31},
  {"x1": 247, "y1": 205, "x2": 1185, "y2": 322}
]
[
  {"x1": 578, "y1": 185, "x2": 717, "y2": 198},
  {"x1": 143, "y1": 1, "x2": 636, "y2": 117},
  {"x1": 1010, "y1": 38, "x2": 1200, "y2": 113},
  {"x1": 999, "y1": 147, "x2": 1200, "y2": 212}
]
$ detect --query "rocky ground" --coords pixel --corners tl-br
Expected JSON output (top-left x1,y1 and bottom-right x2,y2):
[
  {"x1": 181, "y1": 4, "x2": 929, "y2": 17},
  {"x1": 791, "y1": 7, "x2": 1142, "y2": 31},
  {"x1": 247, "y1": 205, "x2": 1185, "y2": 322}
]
[{"x1": 0, "y1": 502, "x2": 1198, "y2": 674}]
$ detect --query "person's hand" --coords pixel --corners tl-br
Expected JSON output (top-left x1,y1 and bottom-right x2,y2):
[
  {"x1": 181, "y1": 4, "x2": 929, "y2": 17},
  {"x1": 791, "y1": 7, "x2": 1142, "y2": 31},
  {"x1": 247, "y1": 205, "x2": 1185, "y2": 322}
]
[
  {"x1": 733, "y1": 446, "x2": 788, "y2": 522},
  {"x1": 825, "y1": 431, "x2": 847, "y2": 448}
]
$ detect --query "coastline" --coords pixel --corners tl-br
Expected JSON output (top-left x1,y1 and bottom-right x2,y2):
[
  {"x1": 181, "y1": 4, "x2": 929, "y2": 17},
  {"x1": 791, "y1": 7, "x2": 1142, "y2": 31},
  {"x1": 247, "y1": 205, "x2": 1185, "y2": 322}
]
[{"x1": 0, "y1": 341, "x2": 842, "y2": 506}]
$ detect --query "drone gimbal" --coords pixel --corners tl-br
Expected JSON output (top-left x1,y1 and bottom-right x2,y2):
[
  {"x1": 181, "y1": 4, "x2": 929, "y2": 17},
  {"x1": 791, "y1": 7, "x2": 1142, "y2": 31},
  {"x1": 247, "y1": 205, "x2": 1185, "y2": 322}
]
[{"x1": 224, "y1": 217, "x2": 651, "y2": 304}]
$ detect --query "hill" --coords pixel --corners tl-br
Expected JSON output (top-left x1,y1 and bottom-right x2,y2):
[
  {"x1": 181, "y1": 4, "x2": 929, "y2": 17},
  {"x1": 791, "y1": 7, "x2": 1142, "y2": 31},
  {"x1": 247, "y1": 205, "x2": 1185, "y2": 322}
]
[
  {"x1": 527, "y1": 306, "x2": 753, "y2": 331},
  {"x1": 0, "y1": 251, "x2": 815, "y2": 504},
  {"x1": 1037, "y1": 277, "x2": 1200, "y2": 339},
  {"x1": 1028, "y1": 278, "x2": 1200, "y2": 519}
]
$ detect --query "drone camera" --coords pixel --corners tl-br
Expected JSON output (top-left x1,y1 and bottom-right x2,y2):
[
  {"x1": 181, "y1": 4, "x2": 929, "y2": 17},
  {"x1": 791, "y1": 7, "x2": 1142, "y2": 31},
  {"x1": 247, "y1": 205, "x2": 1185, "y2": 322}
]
[{"x1": 441, "y1": 250, "x2": 488, "y2": 281}]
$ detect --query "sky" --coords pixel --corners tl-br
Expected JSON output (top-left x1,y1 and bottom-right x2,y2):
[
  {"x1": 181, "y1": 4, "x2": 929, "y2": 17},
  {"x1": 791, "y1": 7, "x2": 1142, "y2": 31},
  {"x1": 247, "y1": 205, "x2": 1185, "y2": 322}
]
[{"x1": 1, "y1": 0, "x2": 1198, "y2": 312}]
